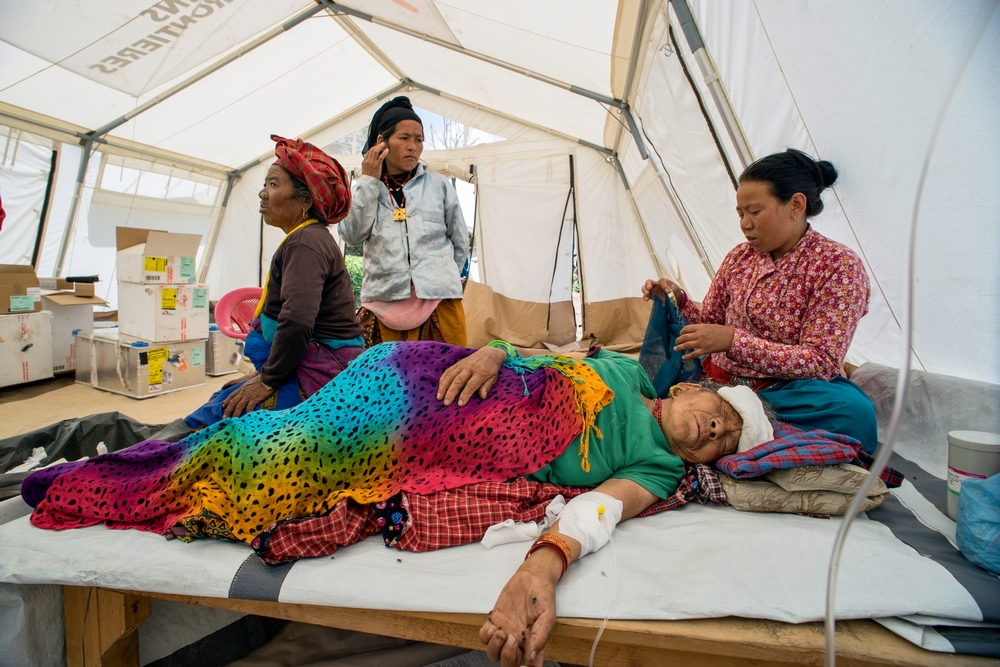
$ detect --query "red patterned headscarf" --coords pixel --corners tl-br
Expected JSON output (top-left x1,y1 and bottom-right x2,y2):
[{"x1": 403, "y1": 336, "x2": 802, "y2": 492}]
[{"x1": 271, "y1": 135, "x2": 351, "y2": 225}]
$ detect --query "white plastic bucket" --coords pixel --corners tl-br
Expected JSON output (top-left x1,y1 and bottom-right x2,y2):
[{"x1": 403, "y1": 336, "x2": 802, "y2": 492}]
[{"x1": 947, "y1": 430, "x2": 1000, "y2": 521}]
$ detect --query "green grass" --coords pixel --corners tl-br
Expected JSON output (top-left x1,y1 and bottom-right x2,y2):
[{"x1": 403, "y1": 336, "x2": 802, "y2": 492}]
[{"x1": 345, "y1": 255, "x2": 363, "y2": 308}]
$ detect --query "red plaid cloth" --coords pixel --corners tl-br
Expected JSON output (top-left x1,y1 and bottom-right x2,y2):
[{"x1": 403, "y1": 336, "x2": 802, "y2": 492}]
[
  {"x1": 715, "y1": 423, "x2": 903, "y2": 488},
  {"x1": 271, "y1": 135, "x2": 351, "y2": 224},
  {"x1": 254, "y1": 469, "x2": 722, "y2": 565}
]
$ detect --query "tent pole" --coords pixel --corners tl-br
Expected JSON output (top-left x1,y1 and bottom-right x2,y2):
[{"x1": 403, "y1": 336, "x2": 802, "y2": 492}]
[
  {"x1": 611, "y1": 156, "x2": 670, "y2": 280},
  {"x1": 0, "y1": 107, "x2": 231, "y2": 177},
  {"x1": 406, "y1": 82, "x2": 613, "y2": 155},
  {"x1": 197, "y1": 172, "x2": 238, "y2": 284},
  {"x1": 669, "y1": 0, "x2": 754, "y2": 168},
  {"x1": 231, "y1": 81, "x2": 410, "y2": 177},
  {"x1": 53, "y1": 138, "x2": 94, "y2": 278},
  {"x1": 85, "y1": 5, "x2": 324, "y2": 142},
  {"x1": 610, "y1": 0, "x2": 653, "y2": 158},
  {"x1": 319, "y1": 1, "x2": 622, "y2": 109}
]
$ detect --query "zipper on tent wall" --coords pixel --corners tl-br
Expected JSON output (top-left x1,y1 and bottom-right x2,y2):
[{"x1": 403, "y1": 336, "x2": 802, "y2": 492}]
[
  {"x1": 667, "y1": 25, "x2": 738, "y2": 188},
  {"x1": 465, "y1": 164, "x2": 479, "y2": 289},
  {"x1": 31, "y1": 149, "x2": 59, "y2": 268},
  {"x1": 546, "y1": 156, "x2": 576, "y2": 335},
  {"x1": 570, "y1": 154, "x2": 587, "y2": 340}
]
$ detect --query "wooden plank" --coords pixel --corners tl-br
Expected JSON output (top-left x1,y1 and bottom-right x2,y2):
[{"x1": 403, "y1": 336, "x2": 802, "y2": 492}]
[
  {"x1": 63, "y1": 586, "x2": 101, "y2": 667},
  {"x1": 130, "y1": 590, "x2": 999, "y2": 667},
  {"x1": 64, "y1": 586, "x2": 150, "y2": 667}
]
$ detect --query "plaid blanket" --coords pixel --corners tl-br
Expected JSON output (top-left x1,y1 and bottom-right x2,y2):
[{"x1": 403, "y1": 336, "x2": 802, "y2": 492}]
[
  {"x1": 254, "y1": 465, "x2": 725, "y2": 565},
  {"x1": 715, "y1": 423, "x2": 903, "y2": 488}
]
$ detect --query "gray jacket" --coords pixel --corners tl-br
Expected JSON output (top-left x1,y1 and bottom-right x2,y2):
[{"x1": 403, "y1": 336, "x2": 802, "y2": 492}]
[{"x1": 340, "y1": 164, "x2": 469, "y2": 302}]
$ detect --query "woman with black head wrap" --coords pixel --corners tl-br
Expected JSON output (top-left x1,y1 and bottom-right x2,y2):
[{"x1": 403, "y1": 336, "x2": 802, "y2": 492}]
[{"x1": 340, "y1": 97, "x2": 470, "y2": 346}]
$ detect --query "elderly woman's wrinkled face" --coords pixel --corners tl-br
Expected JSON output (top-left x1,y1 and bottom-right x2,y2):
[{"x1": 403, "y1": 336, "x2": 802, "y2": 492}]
[
  {"x1": 659, "y1": 385, "x2": 743, "y2": 464},
  {"x1": 260, "y1": 164, "x2": 309, "y2": 232},
  {"x1": 383, "y1": 119, "x2": 423, "y2": 175}
]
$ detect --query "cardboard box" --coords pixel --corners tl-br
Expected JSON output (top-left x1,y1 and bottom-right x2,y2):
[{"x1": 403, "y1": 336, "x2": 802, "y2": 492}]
[
  {"x1": 41, "y1": 290, "x2": 108, "y2": 373},
  {"x1": 116, "y1": 227, "x2": 200, "y2": 285},
  {"x1": 39, "y1": 278, "x2": 96, "y2": 297},
  {"x1": 0, "y1": 311, "x2": 53, "y2": 387},
  {"x1": 0, "y1": 265, "x2": 42, "y2": 314},
  {"x1": 117, "y1": 281, "x2": 209, "y2": 342},
  {"x1": 75, "y1": 328, "x2": 206, "y2": 399},
  {"x1": 205, "y1": 326, "x2": 242, "y2": 376}
]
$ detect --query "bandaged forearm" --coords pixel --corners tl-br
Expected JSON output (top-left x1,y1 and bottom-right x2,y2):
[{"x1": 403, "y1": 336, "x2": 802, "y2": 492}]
[{"x1": 555, "y1": 491, "x2": 623, "y2": 558}]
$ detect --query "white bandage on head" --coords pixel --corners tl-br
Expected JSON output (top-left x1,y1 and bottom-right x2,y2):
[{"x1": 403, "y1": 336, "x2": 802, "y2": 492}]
[
  {"x1": 555, "y1": 491, "x2": 623, "y2": 558},
  {"x1": 717, "y1": 385, "x2": 774, "y2": 453}
]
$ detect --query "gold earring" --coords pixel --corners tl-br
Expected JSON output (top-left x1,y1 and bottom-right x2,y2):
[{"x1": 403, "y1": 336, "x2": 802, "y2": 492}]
[
  {"x1": 259, "y1": 189, "x2": 268, "y2": 200},
  {"x1": 668, "y1": 385, "x2": 682, "y2": 399},
  {"x1": 300, "y1": 209, "x2": 309, "y2": 222}
]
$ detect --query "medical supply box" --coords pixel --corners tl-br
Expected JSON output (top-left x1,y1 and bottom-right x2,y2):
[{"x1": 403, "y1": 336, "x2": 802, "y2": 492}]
[
  {"x1": 41, "y1": 289, "x2": 108, "y2": 373},
  {"x1": 0, "y1": 310, "x2": 54, "y2": 388},
  {"x1": 205, "y1": 325, "x2": 241, "y2": 376},
  {"x1": 116, "y1": 228, "x2": 200, "y2": 285},
  {"x1": 0, "y1": 264, "x2": 42, "y2": 314},
  {"x1": 117, "y1": 282, "x2": 209, "y2": 342},
  {"x1": 74, "y1": 328, "x2": 206, "y2": 399}
]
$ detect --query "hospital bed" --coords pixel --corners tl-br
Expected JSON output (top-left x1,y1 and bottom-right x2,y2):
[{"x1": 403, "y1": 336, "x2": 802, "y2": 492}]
[{"x1": 1, "y1": 362, "x2": 998, "y2": 666}]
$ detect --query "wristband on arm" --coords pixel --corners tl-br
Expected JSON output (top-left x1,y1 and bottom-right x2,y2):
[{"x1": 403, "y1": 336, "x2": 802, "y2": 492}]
[{"x1": 485, "y1": 339, "x2": 520, "y2": 361}]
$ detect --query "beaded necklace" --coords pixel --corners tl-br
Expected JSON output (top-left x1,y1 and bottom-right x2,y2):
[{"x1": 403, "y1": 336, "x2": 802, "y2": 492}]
[{"x1": 382, "y1": 168, "x2": 414, "y2": 222}]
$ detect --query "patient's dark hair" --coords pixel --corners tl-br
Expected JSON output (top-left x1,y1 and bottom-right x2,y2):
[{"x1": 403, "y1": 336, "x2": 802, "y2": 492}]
[
  {"x1": 739, "y1": 149, "x2": 837, "y2": 217},
  {"x1": 287, "y1": 172, "x2": 327, "y2": 225}
]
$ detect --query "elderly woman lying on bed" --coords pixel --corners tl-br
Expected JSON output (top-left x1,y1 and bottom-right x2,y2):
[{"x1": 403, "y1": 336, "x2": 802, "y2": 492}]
[{"x1": 22, "y1": 340, "x2": 772, "y2": 667}]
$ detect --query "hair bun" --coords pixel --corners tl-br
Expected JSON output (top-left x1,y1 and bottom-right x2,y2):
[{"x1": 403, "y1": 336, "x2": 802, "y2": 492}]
[{"x1": 816, "y1": 160, "x2": 838, "y2": 189}]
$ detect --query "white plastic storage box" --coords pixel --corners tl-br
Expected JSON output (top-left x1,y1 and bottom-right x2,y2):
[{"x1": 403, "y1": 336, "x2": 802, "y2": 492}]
[
  {"x1": 206, "y1": 325, "x2": 242, "y2": 376},
  {"x1": 117, "y1": 282, "x2": 209, "y2": 342},
  {"x1": 116, "y1": 227, "x2": 200, "y2": 285},
  {"x1": 0, "y1": 311, "x2": 54, "y2": 388},
  {"x1": 41, "y1": 291, "x2": 107, "y2": 373},
  {"x1": 74, "y1": 328, "x2": 206, "y2": 399}
]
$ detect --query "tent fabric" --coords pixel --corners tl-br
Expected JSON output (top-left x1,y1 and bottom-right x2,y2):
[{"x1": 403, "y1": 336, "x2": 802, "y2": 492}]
[{"x1": 0, "y1": 0, "x2": 994, "y2": 379}]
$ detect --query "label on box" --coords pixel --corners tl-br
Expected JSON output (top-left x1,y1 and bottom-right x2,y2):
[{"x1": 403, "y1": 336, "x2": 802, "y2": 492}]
[
  {"x1": 145, "y1": 256, "x2": 168, "y2": 272},
  {"x1": 148, "y1": 384, "x2": 162, "y2": 393},
  {"x1": 27, "y1": 287, "x2": 41, "y2": 303},
  {"x1": 147, "y1": 347, "x2": 168, "y2": 384},
  {"x1": 192, "y1": 346, "x2": 204, "y2": 366},
  {"x1": 161, "y1": 288, "x2": 177, "y2": 310},
  {"x1": 9, "y1": 295, "x2": 34, "y2": 312},
  {"x1": 180, "y1": 257, "x2": 195, "y2": 280},
  {"x1": 193, "y1": 288, "x2": 207, "y2": 309}
]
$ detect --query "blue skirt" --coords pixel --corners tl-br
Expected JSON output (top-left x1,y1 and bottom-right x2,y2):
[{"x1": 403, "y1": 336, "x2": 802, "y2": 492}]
[{"x1": 757, "y1": 376, "x2": 878, "y2": 453}]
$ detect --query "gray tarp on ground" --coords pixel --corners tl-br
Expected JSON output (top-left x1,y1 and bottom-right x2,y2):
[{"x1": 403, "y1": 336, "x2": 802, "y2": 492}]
[{"x1": 0, "y1": 413, "x2": 191, "y2": 500}]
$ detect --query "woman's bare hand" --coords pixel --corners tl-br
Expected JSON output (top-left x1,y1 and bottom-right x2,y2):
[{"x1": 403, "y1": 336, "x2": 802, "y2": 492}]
[
  {"x1": 437, "y1": 346, "x2": 507, "y2": 407},
  {"x1": 480, "y1": 553, "x2": 560, "y2": 667},
  {"x1": 222, "y1": 370, "x2": 257, "y2": 390},
  {"x1": 361, "y1": 138, "x2": 388, "y2": 179},
  {"x1": 674, "y1": 323, "x2": 734, "y2": 360},
  {"x1": 222, "y1": 375, "x2": 275, "y2": 418},
  {"x1": 642, "y1": 277, "x2": 684, "y2": 304}
]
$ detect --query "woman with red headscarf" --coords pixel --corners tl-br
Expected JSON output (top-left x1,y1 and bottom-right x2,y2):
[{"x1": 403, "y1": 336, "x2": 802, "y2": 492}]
[{"x1": 185, "y1": 136, "x2": 364, "y2": 428}]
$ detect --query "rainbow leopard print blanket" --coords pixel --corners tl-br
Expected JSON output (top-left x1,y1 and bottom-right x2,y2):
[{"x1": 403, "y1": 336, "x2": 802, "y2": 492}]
[{"x1": 24, "y1": 342, "x2": 613, "y2": 544}]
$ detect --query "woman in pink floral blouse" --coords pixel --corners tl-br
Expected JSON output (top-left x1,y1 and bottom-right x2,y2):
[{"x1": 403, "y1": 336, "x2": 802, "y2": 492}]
[{"x1": 642, "y1": 149, "x2": 877, "y2": 452}]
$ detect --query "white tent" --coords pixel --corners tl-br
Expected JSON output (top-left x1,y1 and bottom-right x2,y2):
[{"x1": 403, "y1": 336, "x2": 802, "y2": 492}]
[{"x1": 0, "y1": 0, "x2": 997, "y2": 382}]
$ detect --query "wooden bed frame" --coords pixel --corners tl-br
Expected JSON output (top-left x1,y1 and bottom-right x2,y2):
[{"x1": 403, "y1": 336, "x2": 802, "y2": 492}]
[{"x1": 64, "y1": 585, "x2": 998, "y2": 667}]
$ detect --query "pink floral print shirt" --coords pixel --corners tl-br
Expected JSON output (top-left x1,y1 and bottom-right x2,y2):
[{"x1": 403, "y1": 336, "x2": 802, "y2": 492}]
[{"x1": 679, "y1": 228, "x2": 870, "y2": 381}]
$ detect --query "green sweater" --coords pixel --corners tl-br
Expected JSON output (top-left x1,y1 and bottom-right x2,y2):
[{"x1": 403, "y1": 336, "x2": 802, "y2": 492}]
[{"x1": 526, "y1": 350, "x2": 684, "y2": 499}]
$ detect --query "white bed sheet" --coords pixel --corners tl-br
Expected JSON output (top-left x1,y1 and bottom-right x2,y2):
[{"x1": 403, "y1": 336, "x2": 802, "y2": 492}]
[{"x1": 0, "y1": 502, "x2": 981, "y2": 625}]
